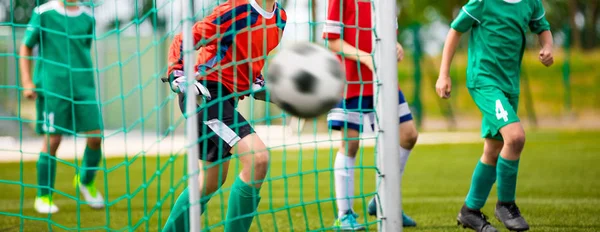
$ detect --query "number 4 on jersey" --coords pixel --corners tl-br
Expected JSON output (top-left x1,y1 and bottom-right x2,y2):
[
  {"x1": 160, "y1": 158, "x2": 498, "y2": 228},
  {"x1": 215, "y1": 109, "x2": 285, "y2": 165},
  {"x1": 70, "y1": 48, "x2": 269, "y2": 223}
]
[{"x1": 495, "y1": 100, "x2": 509, "y2": 122}]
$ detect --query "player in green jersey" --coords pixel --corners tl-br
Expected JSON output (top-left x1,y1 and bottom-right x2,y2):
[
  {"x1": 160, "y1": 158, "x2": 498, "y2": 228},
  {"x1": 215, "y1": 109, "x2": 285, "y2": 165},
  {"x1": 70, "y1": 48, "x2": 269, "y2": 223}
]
[
  {"x1": 436, "y1": 0, "x2": 553, "y2": 231},
  {"x1": 19, "y1": 0, "x2": 104, "y2": 214}
]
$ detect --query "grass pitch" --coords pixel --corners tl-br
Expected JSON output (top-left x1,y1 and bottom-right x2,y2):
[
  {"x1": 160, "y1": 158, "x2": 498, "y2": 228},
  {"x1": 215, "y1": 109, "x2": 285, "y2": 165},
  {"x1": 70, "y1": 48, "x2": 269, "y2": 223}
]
[{"x1": 1, "y1": 130, "x2": 599, "y2": 231}]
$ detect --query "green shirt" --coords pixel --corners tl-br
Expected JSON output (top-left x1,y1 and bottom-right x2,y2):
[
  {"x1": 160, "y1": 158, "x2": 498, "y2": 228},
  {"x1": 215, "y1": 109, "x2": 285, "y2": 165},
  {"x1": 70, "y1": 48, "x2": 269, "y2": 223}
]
[
  {"x1": 451, "y1": 0, "x2": 550, "y2": 94},
  {"x1": 22, "y1": 0, "x2": 95, "y2": 95}
]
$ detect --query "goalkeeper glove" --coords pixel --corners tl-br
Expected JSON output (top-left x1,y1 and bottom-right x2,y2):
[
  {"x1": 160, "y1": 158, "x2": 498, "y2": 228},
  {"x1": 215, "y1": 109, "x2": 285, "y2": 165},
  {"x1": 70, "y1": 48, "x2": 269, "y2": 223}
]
[
  {"x1": 252, "y1": 75, "x2": 271, "y2": 102},
  {"x1": 164, "y1": 70, "x2": 211, "y2": 100},
  {"x1": 252, "y1": 75, "x2": 265, "y2": 92}
]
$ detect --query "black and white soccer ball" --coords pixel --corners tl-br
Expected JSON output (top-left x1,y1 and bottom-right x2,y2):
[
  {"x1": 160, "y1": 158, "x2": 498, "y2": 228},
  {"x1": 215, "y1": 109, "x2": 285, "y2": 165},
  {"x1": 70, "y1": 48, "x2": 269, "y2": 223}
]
[{"x1": 266, "y1": 42, "x2": 344, "y2": 118}]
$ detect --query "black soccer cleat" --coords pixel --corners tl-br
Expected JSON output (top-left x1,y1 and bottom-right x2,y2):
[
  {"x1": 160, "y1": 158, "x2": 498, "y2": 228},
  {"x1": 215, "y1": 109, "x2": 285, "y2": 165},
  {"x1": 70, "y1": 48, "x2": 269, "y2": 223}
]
[
  {"x1": 457, "y1": 205, "x2": 499, "y2": 232},
  {"x1": 495, "y1": 201, "x2": 530, "y2": 231}
]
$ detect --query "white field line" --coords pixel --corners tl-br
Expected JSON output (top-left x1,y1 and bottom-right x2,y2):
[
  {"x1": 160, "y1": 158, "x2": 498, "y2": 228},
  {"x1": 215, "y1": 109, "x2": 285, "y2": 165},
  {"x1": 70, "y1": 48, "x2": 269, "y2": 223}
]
[{"x1": 0, "y1": 126, "x2": 482, "y2": 163}]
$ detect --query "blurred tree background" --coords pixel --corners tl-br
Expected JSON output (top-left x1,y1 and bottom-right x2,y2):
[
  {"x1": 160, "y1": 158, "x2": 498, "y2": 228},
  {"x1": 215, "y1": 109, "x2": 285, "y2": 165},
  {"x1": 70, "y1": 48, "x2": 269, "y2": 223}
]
[{"x1": 2, "y1": 0, "x2": 598, "y2": 49}]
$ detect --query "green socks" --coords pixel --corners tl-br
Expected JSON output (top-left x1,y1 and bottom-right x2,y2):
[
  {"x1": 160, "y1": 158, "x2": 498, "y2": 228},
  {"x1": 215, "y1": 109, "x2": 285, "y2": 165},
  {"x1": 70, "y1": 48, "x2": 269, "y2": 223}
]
[
  {"x1": 465, "y1": 161, "x2": 497, "y2": 210},
  {"x1": 37, "y1": 146, "x2": 101, "y2": 197},
  {"x1": 162, "y1": 187, "x2": 213, "y2": 232},
  {"x1": 163, "y1": 177, "x2": 262, "y2": 232},
  {"x1": 80, "y1": 146, "x2": 102, "y2": 185},
  {"x1": 497, "y1": 156, "x2": 520, "y2": 203},
  {"x1": 224, "y1": 176, "x2": 262, "y2": 232},
  {"x1": 37, "y1": 153, "x2": 57, "y2": 197},
  {"x1": 464, "y1": 157, "x2": 521, "y2": 209}
]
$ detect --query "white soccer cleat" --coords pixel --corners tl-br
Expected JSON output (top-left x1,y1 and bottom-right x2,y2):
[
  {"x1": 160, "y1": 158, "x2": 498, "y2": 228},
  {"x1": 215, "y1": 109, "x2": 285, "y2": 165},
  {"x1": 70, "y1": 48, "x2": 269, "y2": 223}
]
[
  {"x1": 34, "y1": 196, "x2": 59, "y2": 214},
  {"x1": 74, "y1": 175, "x2": 105, "y2": 209}
]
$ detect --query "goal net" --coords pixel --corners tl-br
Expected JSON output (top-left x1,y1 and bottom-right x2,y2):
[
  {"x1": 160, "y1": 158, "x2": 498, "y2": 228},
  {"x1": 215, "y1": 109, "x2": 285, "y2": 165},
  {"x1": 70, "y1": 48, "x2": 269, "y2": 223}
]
[{"x1": 0, "y1": 0, "x2": 401, "y2": 231}]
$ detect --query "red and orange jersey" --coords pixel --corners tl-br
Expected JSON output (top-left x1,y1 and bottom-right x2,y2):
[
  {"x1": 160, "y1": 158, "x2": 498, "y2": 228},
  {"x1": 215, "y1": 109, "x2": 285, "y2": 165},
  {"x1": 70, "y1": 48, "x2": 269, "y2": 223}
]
[
  {"x1": 168, "y1": 0, "x2": 286, "y2": 95},
  {"x1": 323, "y1": 0, "x2": 373, "y2": 99}
]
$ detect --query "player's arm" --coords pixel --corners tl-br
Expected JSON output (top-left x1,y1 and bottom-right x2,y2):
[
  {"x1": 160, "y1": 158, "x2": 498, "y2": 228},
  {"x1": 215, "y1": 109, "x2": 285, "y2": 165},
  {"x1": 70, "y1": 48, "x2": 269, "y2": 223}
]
[
  {"x1": 19, "y1": 45, "x2": 35, "y2": 94},
  {"x1": 164, "y1": 16, "x2": 219, "y2": 96},
  {"x1": 19, "y1": 9, "x2": 41, "y2": 100},
  {"x1": 530, "y1": 1, "x2": 553, "y2": 67},
  {"x1": 436, "y1": 0, "x2": 483, "y2": 99},
  {"x1": 322, "y1": 0, "x2": 374, "y2": 71},
  {"x1": 326, "y1": 39, "x2": 374, "y2": 70},
  {"x1": 436, "y1": 29, "x2": 462, "y2": 99},
  {"x1": 166, "y1": 19, "x2": 218, "y2": 77},
  {"x1": 537, "y1": 31, "x2": 553, "y2": 67}
]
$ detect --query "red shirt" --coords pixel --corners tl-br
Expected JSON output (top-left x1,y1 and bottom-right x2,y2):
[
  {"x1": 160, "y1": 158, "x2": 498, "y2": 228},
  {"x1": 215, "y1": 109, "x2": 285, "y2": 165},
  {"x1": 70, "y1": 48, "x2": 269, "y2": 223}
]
[
  {"x1": 323, "y1": 0, "x2": 373, "y2": 99},
  {"x1": 168, "y1": 0, "x2": 286, "y2": 95}
]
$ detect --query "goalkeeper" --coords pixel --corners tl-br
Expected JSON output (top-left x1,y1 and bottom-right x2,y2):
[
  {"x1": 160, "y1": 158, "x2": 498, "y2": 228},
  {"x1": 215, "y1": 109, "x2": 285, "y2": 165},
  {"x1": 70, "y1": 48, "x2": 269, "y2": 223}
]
[
  {"x1": 436, "y1": 0, "x2": 553, "y2": 231},
  {"x1": 19, "y1": 0, "x2": 104, "y2": 214},
  {"x1": 161, "y1": 0, "x2": 286, "y2": 231}
]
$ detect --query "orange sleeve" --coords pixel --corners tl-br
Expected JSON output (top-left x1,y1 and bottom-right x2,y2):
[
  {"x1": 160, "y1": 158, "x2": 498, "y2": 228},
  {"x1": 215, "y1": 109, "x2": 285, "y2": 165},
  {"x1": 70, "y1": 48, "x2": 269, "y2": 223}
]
[
  {"x1": 279, "y1": 6, "x2": 288, "y2": 26},
  {"x1": 167, "y1": 33, "x2": 184, "y2": 76},
  {"x1": 167, "y1": 16, "x2": 220, "y2": 76}
]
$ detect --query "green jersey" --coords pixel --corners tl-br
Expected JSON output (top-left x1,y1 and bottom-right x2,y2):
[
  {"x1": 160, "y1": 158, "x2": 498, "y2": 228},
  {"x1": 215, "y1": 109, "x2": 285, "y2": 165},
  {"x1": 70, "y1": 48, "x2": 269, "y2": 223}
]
[
  {"x1": 451, "y1": 0, "x2": 550, "y2": 94},
  {"x1": 22, "y1": 0, "x2": 95, "y2": 95}
]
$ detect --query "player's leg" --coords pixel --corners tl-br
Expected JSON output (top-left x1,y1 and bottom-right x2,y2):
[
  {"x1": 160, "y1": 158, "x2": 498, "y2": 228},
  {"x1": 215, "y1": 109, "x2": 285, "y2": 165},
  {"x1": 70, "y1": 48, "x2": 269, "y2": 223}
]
[
  {"x1": 397, "y1": 120, "x2": 419, "y2": 227},
  {"x1": 397, "y1": 91, "x2": 419, "y2": 226},
  {"x1": 164, "y1": 90, "x2": 236, "y2": 232},
  {"x1": 458, "y1": 138, "x2": 502, "y2": 232},
  {"x1": 337, "y1": 130, "x2": 360, "y2": 209},
  {"x1": 456, "y1": 87, "x2": 514, "y2": 232},
  {"x1": 366, "y1": 90, "x2": 419, "y2": 227},
  {"x1": 224, "y1": 133, "x2": 270, "y2": 232},
  {"x1": 34, "y1": 94, "x2": 70, "y2": 214},
  {"x1": 35, "y1": 134, "x2": 62, "y2": 214},
  {"x1": 73, "y1": 95, "x2": 105, "y2": 208},
  {"x1": 81, "y1": 131, "x2": 102, "y2": 185},
  {"x1": 327, "y1": 97, "x2": 365, "y2": 230},
  {"x1": 494, "y1": 94, "x2": 529, "y2": 231},
  {"x1": 162, "y1": 160, "x2": 230, "y2": 232},
  {"x1": 334, "y1": 129, "x2": 362, "y2": 230},
  {"x1": 160, "y1": 137, "x2": 261, "y2": 232},
  {"x1": 399, "y1": 120, "x2": 418, "y2": 160},
  {"x1": 465, "y1": 138, "x2": 502, "y2": 210}
]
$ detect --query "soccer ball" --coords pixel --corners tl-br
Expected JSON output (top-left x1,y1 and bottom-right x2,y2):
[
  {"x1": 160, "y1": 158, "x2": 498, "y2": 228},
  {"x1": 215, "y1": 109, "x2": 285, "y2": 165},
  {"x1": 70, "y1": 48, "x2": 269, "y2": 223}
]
[{"x1": 266, "y1": 42, "x2": 344, "y2": 118}]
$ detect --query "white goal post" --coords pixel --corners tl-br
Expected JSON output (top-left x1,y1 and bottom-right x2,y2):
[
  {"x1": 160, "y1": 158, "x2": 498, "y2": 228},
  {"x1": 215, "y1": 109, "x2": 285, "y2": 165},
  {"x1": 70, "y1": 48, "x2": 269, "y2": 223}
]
[
  {"x1": 182, "y1": 0, "x2": 201, "y2": 231},
  {"x1": 373, "y1": 0, "x2": 404, "y2": 231}
]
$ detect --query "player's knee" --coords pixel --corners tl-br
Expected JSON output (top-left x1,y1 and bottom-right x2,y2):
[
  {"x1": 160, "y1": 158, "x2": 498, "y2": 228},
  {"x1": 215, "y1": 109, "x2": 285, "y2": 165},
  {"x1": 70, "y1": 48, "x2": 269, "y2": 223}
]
[
  {"x1": 500, "y1": 123, "x2": 526, "y2": 152},
  {"x1": 87, "y1": 137, "x2": 102, "y2": 150},
  {"x1": 43, "y1": 135, "x2": 62, "y2": 155},
  {"x1": 399, "y1": 120, "x2": 418, "y2": 150},
  {"x1": 481, "y1": 138, "x2": 503, "y2": 164},
  {"x1": 483, "y1": 145, "x2": 502, "y2": 159},
  {"x1": 400, "y1": 129, "x2": 418, "y2": 150},
  {"x1": 252, "y1": 150, "x2": 270, "y2": 175},
  {"x1": 505, "y1": 132, "x2": 526, "y2": 151},
  {"x1": 50, "y1": 137, "x2": 62, "y2": 148},
  {"x1": 203, "y1": 178, "x2": 226, "y2": 195},
  {"x1": 341, "y1": 140, "x2": 360, "y2": 158},
  {"x1": 482, "y1": 149, "x2": 501, "y2": 165}
]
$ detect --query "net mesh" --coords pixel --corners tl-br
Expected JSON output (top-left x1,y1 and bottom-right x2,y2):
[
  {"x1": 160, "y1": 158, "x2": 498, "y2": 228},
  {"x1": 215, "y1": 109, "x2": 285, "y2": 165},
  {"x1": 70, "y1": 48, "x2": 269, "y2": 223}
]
[{"x1": 0, "y1": 0, "x2": 382, "y2": 231}]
